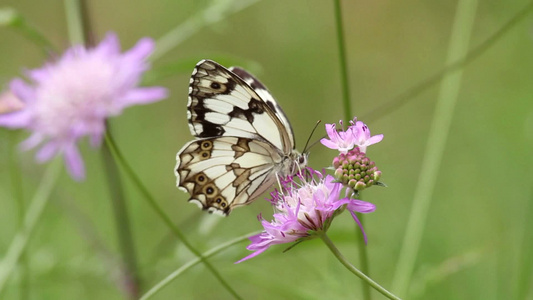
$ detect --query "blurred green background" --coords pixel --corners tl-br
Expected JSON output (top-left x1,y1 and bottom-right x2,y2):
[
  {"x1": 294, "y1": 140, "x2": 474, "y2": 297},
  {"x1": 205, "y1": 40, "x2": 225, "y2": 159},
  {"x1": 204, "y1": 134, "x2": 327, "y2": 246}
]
[{"x1": 1, "y1": 0, "x2": 532, "y2": 299}]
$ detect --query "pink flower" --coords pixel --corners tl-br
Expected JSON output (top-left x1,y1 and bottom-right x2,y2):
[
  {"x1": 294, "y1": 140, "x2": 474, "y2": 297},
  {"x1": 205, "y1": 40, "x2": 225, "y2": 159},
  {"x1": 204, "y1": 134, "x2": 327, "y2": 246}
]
[
  {"x1": 236, "y1": 170, "x2": 375, "y2": 263},
  {"x1": 320, "y1": 121, "x2": 356, "y2": 154},
  {"x1": 0, "y1": 32, "x2": 168, "y2": 180},
  {"x1": 321, "y1": 118, "x2": 384, "y2": 154},
  {"x1": 352, "y1": 121, "x2": 383, "y2": 153}
]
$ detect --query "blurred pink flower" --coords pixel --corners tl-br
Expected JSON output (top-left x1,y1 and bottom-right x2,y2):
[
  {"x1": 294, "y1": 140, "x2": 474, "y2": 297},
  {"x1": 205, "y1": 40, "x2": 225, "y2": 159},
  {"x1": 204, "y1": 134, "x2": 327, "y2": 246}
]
[
  {"x1": 236, "y1": 170, "x2": 375, "y2": 263},
  {"x1": 0, "y1": 32, "x2": 168, "y2": 180},
  {"x1": 0, "y1": 90, "x2": 25, "y2": 114}
]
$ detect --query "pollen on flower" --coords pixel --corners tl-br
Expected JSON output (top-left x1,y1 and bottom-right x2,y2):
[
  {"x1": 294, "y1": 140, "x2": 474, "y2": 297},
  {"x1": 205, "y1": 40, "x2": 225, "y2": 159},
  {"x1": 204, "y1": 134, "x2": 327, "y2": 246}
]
[{"x1": 333, "y1": 147, "x2": 381, "y2": 191}]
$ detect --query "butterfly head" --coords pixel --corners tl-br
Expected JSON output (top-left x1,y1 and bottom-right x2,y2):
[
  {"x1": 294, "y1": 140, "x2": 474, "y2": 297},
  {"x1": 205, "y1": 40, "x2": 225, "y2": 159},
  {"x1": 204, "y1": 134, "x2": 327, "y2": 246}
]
[{"x1": 286, "y1": 151, "x2": 308, "y2": 176}]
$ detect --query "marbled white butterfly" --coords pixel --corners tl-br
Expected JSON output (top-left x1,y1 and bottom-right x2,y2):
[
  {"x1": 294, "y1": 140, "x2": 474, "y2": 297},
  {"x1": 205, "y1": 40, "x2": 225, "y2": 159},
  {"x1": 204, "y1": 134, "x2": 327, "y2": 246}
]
[{"x1": 175, "y1": 59, "x2": 307, "y2": 216}]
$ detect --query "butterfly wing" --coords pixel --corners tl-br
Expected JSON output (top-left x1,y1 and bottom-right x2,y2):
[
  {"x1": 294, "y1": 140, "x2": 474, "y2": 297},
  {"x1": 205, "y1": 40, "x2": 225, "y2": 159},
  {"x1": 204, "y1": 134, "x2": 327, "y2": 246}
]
[
  {"x1": 187, "y1": 59, "x2": 295, "y2": 152},
  {"x1": 228, "y1": 66, "x2": 295, "y2": 149},
  {"x1": 175, "y1": 136, "x2": 282, "y2": 216},
  {"x1": 177, "y1": 59, "x2": 304, "y2": 216}
]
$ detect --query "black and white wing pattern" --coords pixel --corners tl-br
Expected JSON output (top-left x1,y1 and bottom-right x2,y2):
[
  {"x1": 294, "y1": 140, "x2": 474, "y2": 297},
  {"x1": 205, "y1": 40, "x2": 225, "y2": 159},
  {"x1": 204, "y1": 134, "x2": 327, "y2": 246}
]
[{"x1": 175, "y1": 59, "x2": 307, "y2": 216}]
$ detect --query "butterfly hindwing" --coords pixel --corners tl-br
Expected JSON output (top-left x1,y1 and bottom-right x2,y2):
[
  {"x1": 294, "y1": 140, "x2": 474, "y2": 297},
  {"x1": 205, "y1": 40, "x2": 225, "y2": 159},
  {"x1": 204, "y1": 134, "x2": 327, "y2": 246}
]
[{"x1": 176, "y1": 136, "x2": 282, "y2": 215}]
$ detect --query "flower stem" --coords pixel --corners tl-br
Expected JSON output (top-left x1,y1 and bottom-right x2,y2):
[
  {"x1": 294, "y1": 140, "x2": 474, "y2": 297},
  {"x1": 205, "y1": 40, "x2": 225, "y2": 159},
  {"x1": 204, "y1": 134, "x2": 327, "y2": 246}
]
[
  {"x1": 63, "y1": 0, "x2": 85, "y2": 45},
  {"x1": 140, "y1": 230, "x2": 261, "y2": 300},
  {"x1": 333, "y1": 0, "x2": 352, "y2": 122},
  {"x1": 64, "y1": 0, "x2": 143, "y2": 296},
  {"x1": 356, "y1": 213, "x2": 372, "y2": 300},
  {"x1": 391, "y1": 0, "x2": 478, "y2": 296},
  {"x1": 319, "y1": 233, "x2": 401, "y2": 300},
  {"x1": 104, "y1": 130, "x2": 243, "y2": 300},
  {"x1": 333, "y1": 2, "x2": 372, "y2": 299},
  {"x1": 101, "y1": 137, "x2": 142, "y2": 299},
  {"x1": 7, "y1": 132, "x2": 29, "y2": 299},
  {"x1": 362, "y1": 1, "x2": 533, "y2": 123},
  {"x1": 0, "y1": 158, "x2": 62, "y2": 295}
]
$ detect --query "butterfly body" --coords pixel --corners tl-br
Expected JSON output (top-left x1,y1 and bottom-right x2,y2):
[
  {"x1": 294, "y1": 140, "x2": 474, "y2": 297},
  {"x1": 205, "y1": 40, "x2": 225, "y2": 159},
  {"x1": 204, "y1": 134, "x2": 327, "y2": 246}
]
[{"x1": 175, "y1": 60, "x2": 307, "y2": 216}]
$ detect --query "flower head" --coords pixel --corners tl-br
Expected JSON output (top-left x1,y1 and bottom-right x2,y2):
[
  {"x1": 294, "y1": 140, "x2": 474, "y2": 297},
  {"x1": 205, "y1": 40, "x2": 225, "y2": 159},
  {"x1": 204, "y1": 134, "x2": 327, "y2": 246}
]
[
  {"x1": 320, "y1": 121, "x2": 356, "y2": 154},
  {"x1": 333, "y1": 147, "x2": 382, "y2": 191},
  {"x1": 236, "y1": 169, "x2": 375, "y2": 263},
  {"x1": 321, "y1": 118, "x2": 383, "y2": 154},
  {"x1": 352, "y1": 120, "x2": 383, "y2": 153},
  {"x1": 0, "y1": 32, "x2": 168, "y2": 180}
]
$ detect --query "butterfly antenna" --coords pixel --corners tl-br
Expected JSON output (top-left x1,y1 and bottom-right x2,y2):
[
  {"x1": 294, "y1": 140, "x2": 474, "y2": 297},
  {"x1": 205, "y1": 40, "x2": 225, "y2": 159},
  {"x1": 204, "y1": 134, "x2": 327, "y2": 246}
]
[{"x1": 302, "y1": 120, "x2": 322, "y2": 154}]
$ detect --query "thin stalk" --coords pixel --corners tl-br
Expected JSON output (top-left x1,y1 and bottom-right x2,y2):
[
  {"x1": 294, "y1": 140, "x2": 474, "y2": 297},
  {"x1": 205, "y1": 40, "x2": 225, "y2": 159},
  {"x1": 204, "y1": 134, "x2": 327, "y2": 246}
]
[
  {"x1": 0, "y1": 159, "x2": 62, "y2": 295},
  {"x1": 151, "y1": 0, "x2": 260, "y2": 61},
  {"x1": 362, "y1": 1, "x2": 533, "y2": 123},
  {"x1": 320, "y1": 233, "x2": 401, "y2": 300},
  {"x1": 333, "y1": 0, "x2": 353, "y2": 122},
  {"x1": 141, "y1": 231, "x2": 261, "y2": 300},
  {"x1": 7, "y1": 133, "x2": 29, "y2": 299},
  {"x1": 333, "y1": 1, "x2": 371, "y2": 299},
  {"x1": 515, "y1": 183, "x2": 533, "y2": 299},
  {"x1": 104, "y1": 130, "x2": 242, "y2": 300},
  {"x1": 63, "y1": 0, "x2": 84, "y2": 45},
  {"x1": 101, "y1": 139, "x2": 141, "y2": 298},
  {"x1": 391, "y1": 0, "x2": 478, "y2": 296},
  {"x1": 64, "y1": 0, "x2": 142, "y2": 297},
  {"x1": 356, "y1": 213, "x2": 371, "y2": 300}
]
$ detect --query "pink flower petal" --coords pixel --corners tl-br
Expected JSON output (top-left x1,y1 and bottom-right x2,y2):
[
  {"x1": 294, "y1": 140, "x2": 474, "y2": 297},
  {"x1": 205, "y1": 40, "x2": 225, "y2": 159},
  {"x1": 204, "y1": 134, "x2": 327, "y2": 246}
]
[
  {"x1": 35, "y1": 142, "x2": 59, "y2": 162},
  {"x1": 64, "y1": 144, "x2": 85, "y2": 181},
  {"x1": 119, "y1": 87, "x2": 168, "y2": 106},
  {"x1": 0, "y1": 110, "x2": 32, "y2": 128}
]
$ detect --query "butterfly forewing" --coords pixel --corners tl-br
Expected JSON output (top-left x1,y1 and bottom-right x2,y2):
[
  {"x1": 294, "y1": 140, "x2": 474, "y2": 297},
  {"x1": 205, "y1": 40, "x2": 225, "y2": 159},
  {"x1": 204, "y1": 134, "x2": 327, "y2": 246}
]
[
  {"x1": 228, "y1": 66, "x2": 296, "y2": 149},
  {"x1": 188, "y1": 60, "x2": 294, "y2": 152},
  {"x1": 176, "y1": 59, "x2": 306, "y2": 216}
]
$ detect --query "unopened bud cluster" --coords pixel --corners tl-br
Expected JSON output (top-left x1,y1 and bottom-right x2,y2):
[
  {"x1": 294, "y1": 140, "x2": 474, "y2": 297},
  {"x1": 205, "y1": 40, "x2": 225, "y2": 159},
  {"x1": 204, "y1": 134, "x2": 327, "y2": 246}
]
[{"x1": 333, "y1": 147, "x2": 381, "y2": 191}]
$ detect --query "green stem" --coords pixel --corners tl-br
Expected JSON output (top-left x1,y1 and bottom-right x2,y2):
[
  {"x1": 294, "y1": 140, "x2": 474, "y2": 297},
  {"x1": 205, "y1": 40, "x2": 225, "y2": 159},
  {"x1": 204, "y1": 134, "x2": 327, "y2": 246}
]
[
  {"x1": 7, "y1": 133, "x2": 29, "y2": 299},
  {"x1": 151, "y1": 0, "x2": 260, "y2": 61},
  {"x1": 319, "y1": 233, "x2": 401, "y2": 300},
  {"x1": 333, "y1": 0, "x2": 353, "y2": 122},
  {"x1": 391, "y1": 0, "x2": 478, "y2": 296},
  {"x1": 104, "y1": 130, "x2": 242, "y2": 300},
  {"x1": 63, "y1": 0, "x2": 85, "y2": 45},
  {"x1": 515, "y1": 182, "x2": 533, "y2": 299},
  {"x1": 362, "y1": 1, "x2": 533, "y2": 122},
  {"x1": 0, "y1": 159, "x2": 62, "y2": 295},
  {"x1": 64, "y1": 0, "x2": 143, "y2": 297},
  {"x1": 101, "y1": 138, "x2": 142, "y2": 299},
  {"x1": 334, "y1": 1, "x2": 371, "y2": 298},
  {"x1": 140, "y1": 231, "x2": 261, "y2": 300},
  {"x1": 356, "y1": 213, "x2": 371, "y2": 300}
]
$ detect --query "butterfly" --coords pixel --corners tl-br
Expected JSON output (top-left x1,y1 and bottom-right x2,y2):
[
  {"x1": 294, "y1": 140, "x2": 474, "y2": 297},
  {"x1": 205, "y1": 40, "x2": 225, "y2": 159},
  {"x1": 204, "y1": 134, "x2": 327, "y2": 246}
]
[{"x1": 175, "y1": 59, "x2": 307, "y2": 216}]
